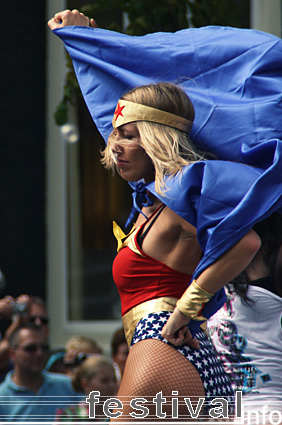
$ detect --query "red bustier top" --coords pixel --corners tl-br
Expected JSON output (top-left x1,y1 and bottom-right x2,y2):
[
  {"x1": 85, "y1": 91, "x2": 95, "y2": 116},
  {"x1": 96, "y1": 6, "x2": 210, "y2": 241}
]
[{"x1": 112, "y1": 215, "x2": 191, "y2": 316}]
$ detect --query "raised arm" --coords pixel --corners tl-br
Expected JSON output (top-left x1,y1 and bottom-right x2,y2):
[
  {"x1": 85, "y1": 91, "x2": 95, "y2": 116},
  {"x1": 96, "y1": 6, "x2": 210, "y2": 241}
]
[
  {"x1": 0, "y1": 295, "x2": 31, "y2": 372},
  {"x1": 161, "y1": 228, "x2": 261, "y2": 345},
  {"x1": 48, "y1": 9, "x2": 98, "y2": 31}
]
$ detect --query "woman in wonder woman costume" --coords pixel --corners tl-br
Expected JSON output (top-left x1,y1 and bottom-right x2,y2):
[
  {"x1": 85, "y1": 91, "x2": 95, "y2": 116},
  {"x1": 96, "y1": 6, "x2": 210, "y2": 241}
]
[
  {"x1": 47, "y1": 10, "x2": 277, "y2": 421},
  {"x1": 99, "y1": 82, "x2": 260, "y2": 420}
]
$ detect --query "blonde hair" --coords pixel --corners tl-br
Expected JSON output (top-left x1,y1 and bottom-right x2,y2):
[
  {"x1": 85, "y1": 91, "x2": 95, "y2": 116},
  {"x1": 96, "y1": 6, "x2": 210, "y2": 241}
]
[
  {"x1": 101, "y1": 82, "x2": 204, "y2": 194},
  {"x1": 65, "y1": 335, "x2": 102, "y2": 354},
  {"x1": 72, "y1": 355, "x2": 115, "y2": 393}
]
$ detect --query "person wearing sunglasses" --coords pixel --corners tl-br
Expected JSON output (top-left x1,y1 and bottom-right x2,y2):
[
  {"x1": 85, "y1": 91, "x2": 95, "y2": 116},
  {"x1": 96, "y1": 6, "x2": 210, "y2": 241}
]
[
  {"x1": 26, "y1": 296, "x2": 50, "y2": 330},
  {"x1": 0, "y1": 323, "x2": 82, "y2": 421},
  {"x1": 0, "y1": 295, "x2": 50, "y2": 383}
]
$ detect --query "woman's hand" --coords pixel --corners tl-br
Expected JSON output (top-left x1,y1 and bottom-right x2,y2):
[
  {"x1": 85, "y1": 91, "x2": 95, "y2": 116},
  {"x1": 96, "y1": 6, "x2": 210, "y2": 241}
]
[
  {"x1": 161, "y1": 307, "x2": 200, "y2": 349},
  {"x1": 48, "y1": 9, "x2": 98, "y2": 31}
]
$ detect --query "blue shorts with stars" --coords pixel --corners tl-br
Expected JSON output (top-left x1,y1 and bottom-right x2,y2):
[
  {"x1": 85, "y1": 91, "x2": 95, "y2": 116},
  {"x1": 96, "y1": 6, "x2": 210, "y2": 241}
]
[{"x1": 131, "y1": 311, "x2": 234, "y2": 406}]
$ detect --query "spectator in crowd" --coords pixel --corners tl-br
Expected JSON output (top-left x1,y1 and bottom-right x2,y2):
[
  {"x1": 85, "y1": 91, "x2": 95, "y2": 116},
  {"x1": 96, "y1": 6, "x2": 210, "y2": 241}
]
[
  {"x1": 207, "y1": 213, "x2": 282, "y2": 420},
  {"x1": 45, "y1": 349, "x2": 67, "y2": 374},
  {"x1": 110, "y1": 328, "x2": 128, "y2": 386},
  {"x1": 0, "y1": 323, "x2": 82, "y2": 421},
  {"x1": 56, "y1": 355, "x2": 117, "y2": 421},
  {"x1": 0, "y1": 295, "x2": 49, "y2": 382},
  {"x1": 64, "y1": 335, "x2": 102, "y2": 376}
]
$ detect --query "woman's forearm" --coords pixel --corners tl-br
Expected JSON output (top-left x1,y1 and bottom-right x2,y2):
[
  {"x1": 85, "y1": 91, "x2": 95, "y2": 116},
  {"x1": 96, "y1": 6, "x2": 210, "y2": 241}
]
[
  {"x1": 162, "y1": 229, "x2": 261, "y2": 345},
  {"x1": 195, "y1": 229, "x2": 261, "y2": 294}
]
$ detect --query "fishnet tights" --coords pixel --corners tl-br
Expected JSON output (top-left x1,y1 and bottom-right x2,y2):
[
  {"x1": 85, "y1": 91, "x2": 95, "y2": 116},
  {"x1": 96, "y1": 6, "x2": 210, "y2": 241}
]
[{"x1": 110, "y1": 339, "x2": 206, "y2": 422}]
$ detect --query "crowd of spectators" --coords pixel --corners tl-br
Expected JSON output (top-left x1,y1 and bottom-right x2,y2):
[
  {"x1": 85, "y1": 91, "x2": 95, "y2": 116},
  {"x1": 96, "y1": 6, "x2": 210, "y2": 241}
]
[{"x1": 0, "y1": 294, "x2": 127, "y2": 422}]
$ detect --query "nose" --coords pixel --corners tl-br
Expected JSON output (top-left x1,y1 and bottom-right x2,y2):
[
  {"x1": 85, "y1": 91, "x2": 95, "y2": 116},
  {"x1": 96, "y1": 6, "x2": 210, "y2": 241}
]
[
  {"x1": 112, "y1": 144, "x2": 124, "y2": 164},
  {"x1": 112, "y1": 144, "x2": 124, "y2": 155},
  {"x1": 34, "y1": 317, "x2": 42, "y2": 326},
  {"x1": 34, "y1": 346, "x2": 48, "y2": 356}
]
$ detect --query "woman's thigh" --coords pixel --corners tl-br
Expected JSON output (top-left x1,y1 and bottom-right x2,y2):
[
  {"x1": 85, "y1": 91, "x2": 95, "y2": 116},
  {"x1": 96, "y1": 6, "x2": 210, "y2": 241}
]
[{"x1": 112, "y1": 338, "x2": 205, "y2": 421}]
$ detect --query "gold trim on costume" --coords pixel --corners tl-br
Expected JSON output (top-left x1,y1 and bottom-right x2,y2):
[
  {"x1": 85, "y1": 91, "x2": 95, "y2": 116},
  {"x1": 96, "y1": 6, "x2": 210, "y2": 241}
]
[
  {"x1": 122, "y1": 297, "x2": 178, "y2": 347},
  {"x1": 176, "y1": 280, "x2": 213, "y2": 321},
  {"x1": 112, "y1": 221, "x2": 144, "y2": 256},
  {"x1": 123, "y1": 295, "x2": 209, "y2": 348},
  {"x1": 112, "y1": 99, "x2": 193, "y2": 134}
]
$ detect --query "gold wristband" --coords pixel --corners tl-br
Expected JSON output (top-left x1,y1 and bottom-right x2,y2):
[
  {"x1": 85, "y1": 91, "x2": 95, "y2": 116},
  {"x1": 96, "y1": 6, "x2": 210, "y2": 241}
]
[{"x1": 176, "y1": 280, "x2": 214, "y2": 321}]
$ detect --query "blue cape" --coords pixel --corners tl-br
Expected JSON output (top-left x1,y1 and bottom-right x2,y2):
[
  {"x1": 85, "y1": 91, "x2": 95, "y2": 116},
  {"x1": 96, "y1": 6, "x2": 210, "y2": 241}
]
[{"x1": 53, "y1": 25, "x2": 282, "y2": 334}]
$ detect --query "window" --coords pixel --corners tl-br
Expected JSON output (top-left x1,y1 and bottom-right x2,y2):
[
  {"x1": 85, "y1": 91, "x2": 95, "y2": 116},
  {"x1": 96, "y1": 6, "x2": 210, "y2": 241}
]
[{"x1": 65, "y1": 98, "x2": 132, "y2": 321}]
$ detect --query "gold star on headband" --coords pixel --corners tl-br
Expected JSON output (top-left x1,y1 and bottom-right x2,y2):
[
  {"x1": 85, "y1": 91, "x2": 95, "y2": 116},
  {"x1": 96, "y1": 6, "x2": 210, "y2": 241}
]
[{"x1": 112, "y1": 99, "x2": 193, "y2": 134}]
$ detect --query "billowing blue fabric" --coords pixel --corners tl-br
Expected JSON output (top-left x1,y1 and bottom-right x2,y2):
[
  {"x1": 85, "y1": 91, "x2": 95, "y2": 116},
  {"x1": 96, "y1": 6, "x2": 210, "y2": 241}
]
[
  {"x1": 53, "y1": 25, "x2": 282, "y2": 334},
  {"x1": 54, "y1": 25, "x2": 282, "y2": 160},
  {"x1": 147, "y1": 157, "x2": 282, "y2": 275}
]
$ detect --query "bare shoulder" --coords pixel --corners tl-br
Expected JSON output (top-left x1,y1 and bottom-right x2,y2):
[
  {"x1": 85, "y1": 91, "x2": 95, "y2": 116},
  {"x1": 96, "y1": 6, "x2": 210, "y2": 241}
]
[
  {"x1": 140, "y1": 204, "x2": 201, "y2": 274},
  {"x1": 163, "y1": 206, "x2": 197, "y2": 238}
]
